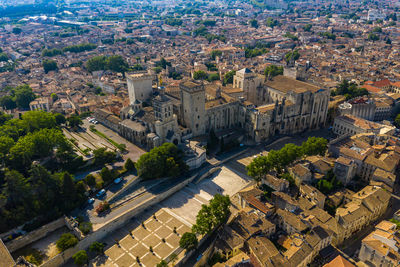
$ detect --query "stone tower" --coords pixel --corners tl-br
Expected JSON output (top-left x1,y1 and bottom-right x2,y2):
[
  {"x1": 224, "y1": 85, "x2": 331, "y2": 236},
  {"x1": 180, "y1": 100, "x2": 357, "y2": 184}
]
[
  {"x1": 126, "y1": 73, "x2": 154, "y2": 105},
  {"x1": 153, "y1": 89, "x2": 181, "y2": 145},
  {"x1": 233, "y1": 68, "x2": 263, "y2": 105},
  {"x1": 180, "y1": 81, "x2": 206, "y2": 137}
]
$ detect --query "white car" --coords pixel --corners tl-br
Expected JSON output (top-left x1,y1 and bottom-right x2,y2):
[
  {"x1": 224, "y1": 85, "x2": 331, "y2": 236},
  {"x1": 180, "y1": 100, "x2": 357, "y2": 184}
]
[
  {"x1": 93, "y1": 121, "x2": 98, "y2": 124},
  {"x1": 88, "y1": 198, "x2": 95, "y2": 204}
]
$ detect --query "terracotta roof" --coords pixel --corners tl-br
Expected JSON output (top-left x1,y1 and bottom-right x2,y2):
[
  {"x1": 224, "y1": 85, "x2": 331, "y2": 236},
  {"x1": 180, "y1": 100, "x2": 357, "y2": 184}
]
[{"x1": 323, "y1": 255, "x2": 355, "y2": 267}]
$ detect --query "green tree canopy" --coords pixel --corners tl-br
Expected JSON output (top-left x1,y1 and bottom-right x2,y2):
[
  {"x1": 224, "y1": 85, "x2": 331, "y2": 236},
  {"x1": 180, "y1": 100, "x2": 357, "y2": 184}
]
[
  {"x1": 89, "y1": 242, "x2": 105, "y2": 255},
  {"x1": 303, "y1": 24, "x2": 312, "y2": 32},
  {"x1": 179, "y1": 232, "x2": 198, "y2": 251},
  {"x1": 192, "y1": 194, "x2": 230, "y2": 235},
  {"x1": 223, "y1": 70, "x2": 236, "y2": 84},
  {"x1": 124, "y1": 158, "x2": 135, "y2": 171},
  {"x1": 106, "y1": 55, "x2": 129, "y2": 73},
  {"x1": 42, "y1": 59, "x2": 58, "y2": 73},
  {"x1": 86, "y1": 56, "x2": 107, "y2": 72},
  {"x1": 135, "y1": 143, "x2": 187, "y2": 180},
  {"x1": 285, "y1": 50, "x2": 300, "y2": 64},
  {"x1": 193, "y1": 70, "x2": 208, "y2": 80},
  {"x1": 72, "y1": 250, "x2": 88, "y2": 266},
  {"x1": 264, "y1": 65, "x2": 283, "y2": 78},
  {"x1": 14, "y1": 84, "x2": 36, "y2": 109},
  {"x1": 67, "y1": 114, "x2": 82, "y2": 128},
  {"x1": 93, "y1": 147, "x2": 116, "y2": 166},
  {"x1": 249, "y1": 19, "x2": 258, "y2": 28},
  {"x1": 56, "y1": 233, "x2": 78, "y2": 251}
]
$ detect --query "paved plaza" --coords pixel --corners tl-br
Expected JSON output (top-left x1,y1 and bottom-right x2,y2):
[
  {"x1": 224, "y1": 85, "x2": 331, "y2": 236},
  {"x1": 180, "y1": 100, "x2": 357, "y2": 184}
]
[
  {"x1": 92, "y1": 208, "x2": 190, "y2": 267},
  {"x1": 92, "y1": 165, "x2": 251, "y2": 267}
]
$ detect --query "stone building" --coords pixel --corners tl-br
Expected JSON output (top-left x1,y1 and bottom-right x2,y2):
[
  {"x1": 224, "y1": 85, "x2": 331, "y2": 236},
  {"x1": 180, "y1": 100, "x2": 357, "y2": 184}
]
[
  {"x1": 359, "y1": 220, "x2": 400, "y2": 267},
  {"x1": 126, "y1": 72, "x2": 154, "y2": 104}
]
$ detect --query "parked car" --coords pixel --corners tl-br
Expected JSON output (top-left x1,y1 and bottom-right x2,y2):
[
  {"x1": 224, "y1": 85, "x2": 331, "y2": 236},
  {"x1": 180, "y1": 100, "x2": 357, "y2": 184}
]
[
  {"x1": 88, "y1": 198, "x2": 95, "y2": 204},
  {"x1": 96, "y1": 189, "x2": 106, "y2": 198},
  {"x1": 93, "y1": 121, "x2": 98, "y2": 124},
  {"x1": 114, "y1": 177, "x2": 122, "y2": 184}
]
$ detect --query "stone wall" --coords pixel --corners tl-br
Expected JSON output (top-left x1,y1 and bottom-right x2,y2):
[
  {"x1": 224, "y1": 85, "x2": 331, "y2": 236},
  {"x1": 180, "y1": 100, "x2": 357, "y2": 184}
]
[
  {"x1": 5, "y1": 217, "x2": 65, "y2": 253},
  {"x1": 40, "y1": 173, "x2": 198, "y2": 267}
]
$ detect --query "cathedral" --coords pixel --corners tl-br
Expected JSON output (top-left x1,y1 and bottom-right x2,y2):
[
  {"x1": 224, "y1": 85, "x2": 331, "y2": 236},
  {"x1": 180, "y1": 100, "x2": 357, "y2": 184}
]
[{"x1": 112, "y1": 66, "x2": 329, "y2": 149}]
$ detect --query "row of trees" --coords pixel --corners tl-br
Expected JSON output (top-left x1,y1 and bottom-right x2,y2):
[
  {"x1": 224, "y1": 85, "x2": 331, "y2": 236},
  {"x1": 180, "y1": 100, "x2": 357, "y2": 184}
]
[
  {"x1": 246, "y1": 137, "x2": 328, "y2": 182},
  {"x1": 180, "y1": 194, "x2": 230, "y2": 252},
  {"x1": 41, "y1": 43, "x2": 97, "y2": 58},
  {"x1": 135, "y1": 143, "x2": 188, "y2": 179}
]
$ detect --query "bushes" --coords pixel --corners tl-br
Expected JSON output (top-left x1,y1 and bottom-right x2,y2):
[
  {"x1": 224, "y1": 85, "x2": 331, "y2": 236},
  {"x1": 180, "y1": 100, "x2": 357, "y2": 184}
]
[
  {"x1": 95, "y1": 201, "x2": 110, "y2": 214},
  {"x1": 78, "y1": 222, "x2": 92, "y2": 235},
  {"x1": 56, "y1": 233, "x2": 78, "y2": 252}
]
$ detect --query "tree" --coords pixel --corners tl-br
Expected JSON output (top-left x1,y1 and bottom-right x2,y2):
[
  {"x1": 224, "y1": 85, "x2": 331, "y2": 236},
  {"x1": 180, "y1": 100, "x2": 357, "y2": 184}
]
[
  {"x1": 368, "y1": 33, "x2": 379, "y2": 41},
  {"x1": 249, "y1": 19, "x2": 258, "y2": 28},
  {"x1": 135, "y1": 143, "x2": 187, "y2": 180},
  {"x1": 0, "y1": 52, "x2": 8, "y2": 62},
  {"x1": 264, "y1": 65, "x2": 283, "y2": 79},
  {"x1": 85, "y1": 174, "x2": 96, "y2": 187},
  {"x1": 51, "y1": 93, "x2": 58, "y2": 101},
  {"x1": 42, "y1": 59, "x2": 58, "y2": 73},
  {"x1": 61, "y1": 172, "x2": 77, "y2": 208},
  {"x1": 0, "y1": 95, "x2": 16, "y2": 110},
  {"x1": 208, "y1": 73, "x2": 220, "y2": 82},
  {"x1": 67, "y1": 114, "x2": 82, "y2": 129},
  {"x1": 124, "y1": 158, "x2": 135, "y2": 171},
  {"x1": 12, "y1": 27, "x2": 22, "y2": 34},
  {"x1": 303, "y1": 24, "x2": 312, "y2": 32},
  {"x1": 72, "y1": 250, "x2": 88, "y2": 266},
  {"x1": 223, "y1": 70, "x2": 235, "y2": 84},
  {"x1": 211, "y1": 50, "x2": 222, "y2": 60},
  {"x1": 266, "y1": 18, "x2": 279, "y2": 28},
  {"x1": 209, "y1": 194, "x2": 230, "y2": 225},
  {"x1": 93, "y1": 147, "x2": 116, "y2": 166},
  {"x1": 395, "y1": 114, "x2": 400, "y2": 128},
  {"x1": 78, "y1": 222, "x2": 92, "y2": 235},
  {"x1": 192, "y1": 194, "x2": 230, "y2": 235},
  {"x1": 157, "y1": 260, "x2": 168, "y2": 267},
  {"x1": 100, "y1": 167, "x2": 113, "y2": 183},
  {"x1": 89, "y1": 242, "x2": 105, "y2": 255},
  {"x1": 301, "y1": 137, "x2": 328, "y2": 156},
  {"x1": 56, "y1": 233, "x2": 78, "y2": 251},
  {"x1": 0, "y1": 135, "x2": 14, "y2": 161},
  {"x1": 14, "y1": 85, "x2": 36, "y2": 109},
  {"x1": 86, "y1": 56, "x2": 107, "y2": 72},
  {"x1": 54, "y1": 113, "x2": 66, "y2": 125},
  {"x1": 285, "y1": 50, "x2": 300, "y2": 64},
  {"x1": 193, "y1": 70, "x2": 208, "y2": 80},
  {"x1": 22, "y1": 110, "x2": 56, "y2": 132},
  {"x1": 179, "y1": 232, "x2": 198, "y2": 251},
  {"x1": 106, "y1": 55, "x2": 129, "y2": 73}
]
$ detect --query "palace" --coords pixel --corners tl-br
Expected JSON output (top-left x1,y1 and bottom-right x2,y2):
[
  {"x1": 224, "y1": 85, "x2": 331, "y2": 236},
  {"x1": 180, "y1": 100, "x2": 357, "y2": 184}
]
[{"x1": 96, "y1": 67, "x2": 330, "y2": 149}]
